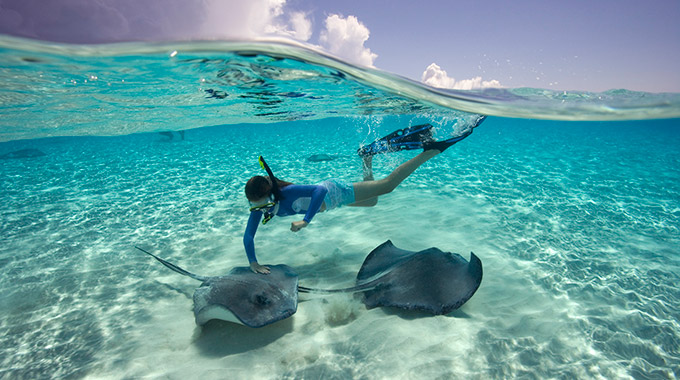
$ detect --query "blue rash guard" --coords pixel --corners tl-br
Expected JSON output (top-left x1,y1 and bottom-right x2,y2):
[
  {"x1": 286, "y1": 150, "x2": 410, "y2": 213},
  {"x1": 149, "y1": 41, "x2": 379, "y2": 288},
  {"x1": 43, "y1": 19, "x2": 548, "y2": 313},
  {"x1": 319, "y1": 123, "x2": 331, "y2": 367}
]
[{"x1": 243, "y1": 184, "x2": 328, "y2": 264}]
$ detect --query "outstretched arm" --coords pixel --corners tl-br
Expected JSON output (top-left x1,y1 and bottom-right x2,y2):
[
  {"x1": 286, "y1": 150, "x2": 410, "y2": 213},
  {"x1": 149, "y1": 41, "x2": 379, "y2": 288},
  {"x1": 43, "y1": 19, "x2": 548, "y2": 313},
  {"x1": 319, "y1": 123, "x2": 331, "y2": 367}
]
[{"x1": 244, "y1": 211, "x2": 270, "y2": 274}]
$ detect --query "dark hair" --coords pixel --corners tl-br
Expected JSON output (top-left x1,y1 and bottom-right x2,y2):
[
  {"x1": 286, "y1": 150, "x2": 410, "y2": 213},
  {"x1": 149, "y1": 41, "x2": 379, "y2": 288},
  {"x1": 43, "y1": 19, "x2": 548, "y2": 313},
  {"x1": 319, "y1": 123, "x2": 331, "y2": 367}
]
[{"x1": 245, "y1": 176, "x2": 292, "y2": 201}]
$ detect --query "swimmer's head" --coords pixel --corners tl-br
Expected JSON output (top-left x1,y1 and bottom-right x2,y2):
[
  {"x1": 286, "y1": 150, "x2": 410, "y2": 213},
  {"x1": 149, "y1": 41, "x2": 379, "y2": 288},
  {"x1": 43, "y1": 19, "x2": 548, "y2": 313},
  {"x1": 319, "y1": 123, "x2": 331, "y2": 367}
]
[{"x1": 245, "y1": 176, "x2": 272, "y2": 202}]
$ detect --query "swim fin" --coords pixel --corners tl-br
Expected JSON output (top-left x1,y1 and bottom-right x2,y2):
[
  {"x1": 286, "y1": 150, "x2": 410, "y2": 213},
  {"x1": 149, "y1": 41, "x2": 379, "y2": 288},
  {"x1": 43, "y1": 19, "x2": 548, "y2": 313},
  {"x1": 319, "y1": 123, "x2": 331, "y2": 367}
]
[
  {"x1": 358, "y1": 124, "x2": 435, "y2": 157},
  {"x1": 422, "y1": 115, "x2": 487, "y2": 153}
]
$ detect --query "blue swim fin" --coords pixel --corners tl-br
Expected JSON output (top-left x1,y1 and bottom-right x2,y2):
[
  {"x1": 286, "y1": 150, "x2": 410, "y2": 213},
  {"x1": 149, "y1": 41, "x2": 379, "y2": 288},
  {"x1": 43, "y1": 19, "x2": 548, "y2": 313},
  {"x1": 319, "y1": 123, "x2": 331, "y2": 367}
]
[
  {"x1": 422, "y1": 115, "x2": 486, "y2": 153},
  {"x1": 358, "y1": 124, "x2": 434, "y2": 157}
]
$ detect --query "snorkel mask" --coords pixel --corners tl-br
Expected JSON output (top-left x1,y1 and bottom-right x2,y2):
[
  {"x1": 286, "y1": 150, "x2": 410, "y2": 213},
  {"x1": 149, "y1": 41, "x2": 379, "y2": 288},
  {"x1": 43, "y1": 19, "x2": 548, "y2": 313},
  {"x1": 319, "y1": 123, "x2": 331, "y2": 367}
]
[
  {"x1": 249, "y1": 195, "x2": 275, "y2": 212},
  {"x1": 249, "y1": 195, "x2": 278, "y2": 224},
  {"x1": 251, "y1": 156, "x2": 282, "y2": 225}
]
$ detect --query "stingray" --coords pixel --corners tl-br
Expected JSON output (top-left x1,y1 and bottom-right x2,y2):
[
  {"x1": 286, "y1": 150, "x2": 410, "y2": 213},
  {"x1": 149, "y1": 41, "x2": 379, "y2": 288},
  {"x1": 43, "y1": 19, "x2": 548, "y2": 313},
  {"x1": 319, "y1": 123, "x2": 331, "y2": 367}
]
[
  {"x1": 307, "y1": 154, "x2": 339, "y2": 162},
  {"x1": 136, "y1": 240, "x2": 482, "y2": 328},
  {"x1": 135, "y1": 247, "x2": 298, "y2": 328},
  {"x1": 300, "y1": 240, "x2": 483, "y2": 315},
  {"x1": 0, "y1": 148, "x2": 45, "y2": 159}
]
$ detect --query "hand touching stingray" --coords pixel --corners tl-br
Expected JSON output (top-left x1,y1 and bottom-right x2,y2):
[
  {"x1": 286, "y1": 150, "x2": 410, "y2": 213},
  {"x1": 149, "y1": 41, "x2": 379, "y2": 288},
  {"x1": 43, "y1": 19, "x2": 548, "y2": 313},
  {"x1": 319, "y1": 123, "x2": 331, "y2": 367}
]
[{"x1": 250, "y1": 262, "x2": 271, "y2": 274}]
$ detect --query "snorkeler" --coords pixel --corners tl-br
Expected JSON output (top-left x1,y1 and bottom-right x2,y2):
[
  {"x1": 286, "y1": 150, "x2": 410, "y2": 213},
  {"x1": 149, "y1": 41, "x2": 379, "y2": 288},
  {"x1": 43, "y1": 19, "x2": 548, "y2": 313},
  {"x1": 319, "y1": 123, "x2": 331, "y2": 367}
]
[{"x1": 244, "y1": 117, "x2": 486, "y2": 274}]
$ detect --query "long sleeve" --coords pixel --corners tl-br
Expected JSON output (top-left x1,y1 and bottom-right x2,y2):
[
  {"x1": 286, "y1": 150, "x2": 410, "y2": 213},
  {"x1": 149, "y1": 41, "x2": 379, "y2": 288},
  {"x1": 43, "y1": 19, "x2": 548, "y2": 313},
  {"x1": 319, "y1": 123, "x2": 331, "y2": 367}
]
[{"x1": 243, "y1": 211, "x2": 263, "y2": 263}]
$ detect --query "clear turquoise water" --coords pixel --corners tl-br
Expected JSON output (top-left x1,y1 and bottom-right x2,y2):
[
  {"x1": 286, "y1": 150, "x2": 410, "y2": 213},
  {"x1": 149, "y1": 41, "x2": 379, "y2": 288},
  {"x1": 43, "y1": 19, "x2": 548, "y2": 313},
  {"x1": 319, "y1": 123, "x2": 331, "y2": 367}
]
[{"x1": 0, "y1": 37, "x2": 679, "y2": 379}]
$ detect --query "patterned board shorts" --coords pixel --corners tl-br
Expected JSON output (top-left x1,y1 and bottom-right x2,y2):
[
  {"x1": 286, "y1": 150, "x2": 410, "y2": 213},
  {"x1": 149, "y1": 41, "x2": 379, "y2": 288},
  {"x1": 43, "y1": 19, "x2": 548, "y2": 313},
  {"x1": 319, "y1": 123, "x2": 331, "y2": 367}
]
[{"x1": 320, "y1": 179, "x2": 356, "y2": 210}]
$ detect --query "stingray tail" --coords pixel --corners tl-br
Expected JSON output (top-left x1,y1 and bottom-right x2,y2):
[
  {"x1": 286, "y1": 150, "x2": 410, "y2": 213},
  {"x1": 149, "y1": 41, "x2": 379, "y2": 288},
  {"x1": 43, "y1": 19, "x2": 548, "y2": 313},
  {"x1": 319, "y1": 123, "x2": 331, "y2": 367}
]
[
  {"x1": 135, "y1": 246, "x2": 208, "y2": 282},
  {"x1": 298, "y1": 279, "x2": 380, "y2": 294}
]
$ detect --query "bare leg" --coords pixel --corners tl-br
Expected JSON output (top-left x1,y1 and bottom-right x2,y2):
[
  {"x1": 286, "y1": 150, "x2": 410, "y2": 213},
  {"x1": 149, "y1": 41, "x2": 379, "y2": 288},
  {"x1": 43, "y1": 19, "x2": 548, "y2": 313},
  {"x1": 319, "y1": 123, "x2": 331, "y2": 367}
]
[
  {"x1": 350, "y1": 149, "x2": 440, "y2": 206},
  {"x1": 349, "y1": 156, "x2": 378, "y2": 207},
  {"x1": 362, "y1": 156, "x2": 374, "y2": 181}
]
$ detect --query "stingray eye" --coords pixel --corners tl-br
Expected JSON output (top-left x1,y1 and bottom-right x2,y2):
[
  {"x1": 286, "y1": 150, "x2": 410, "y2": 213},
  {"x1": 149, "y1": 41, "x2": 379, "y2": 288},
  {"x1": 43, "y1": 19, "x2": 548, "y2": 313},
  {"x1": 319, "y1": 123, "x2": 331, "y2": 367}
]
[{"x1": 254, "y1": 293, "x2": 270, "y2": 306}]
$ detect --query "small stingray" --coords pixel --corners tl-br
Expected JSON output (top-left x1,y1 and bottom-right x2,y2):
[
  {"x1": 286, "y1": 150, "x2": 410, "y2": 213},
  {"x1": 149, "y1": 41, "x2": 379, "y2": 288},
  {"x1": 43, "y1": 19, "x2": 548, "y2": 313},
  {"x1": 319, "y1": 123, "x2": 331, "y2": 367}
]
[
  {"x1": 136, "y1": 247, "x2": 298, "y2": 328},
  {"x1": 0, "y1": 148, "x2": 45, "y2": 159},
  {"x1": 300, "y1": 240, "x2": 483, "y2": 315},
  {"x1": 306, "y1": 154, "x2": 338, "y2": 162}
]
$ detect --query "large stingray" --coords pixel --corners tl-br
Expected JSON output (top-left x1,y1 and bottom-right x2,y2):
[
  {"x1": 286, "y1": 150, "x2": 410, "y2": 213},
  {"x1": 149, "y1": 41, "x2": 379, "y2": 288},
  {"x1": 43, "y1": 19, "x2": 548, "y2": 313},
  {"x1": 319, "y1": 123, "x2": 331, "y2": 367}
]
[
  {"x1": 300, "y1": 240, "x2": 483, "y2": 315},
  {"x1": 135, "y1": 247, "x2": 298, "y2": 328},
  {"x1": 136, "y1": 240, "x2": 482, "y2": 328}
]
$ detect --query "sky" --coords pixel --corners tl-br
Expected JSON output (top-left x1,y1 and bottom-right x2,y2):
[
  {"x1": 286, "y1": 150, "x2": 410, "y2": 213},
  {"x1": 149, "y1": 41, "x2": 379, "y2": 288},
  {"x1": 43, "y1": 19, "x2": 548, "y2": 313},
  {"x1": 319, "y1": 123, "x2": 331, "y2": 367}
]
[{"x1": 1, "y1": 0, "x2": 678, "y2": 93}]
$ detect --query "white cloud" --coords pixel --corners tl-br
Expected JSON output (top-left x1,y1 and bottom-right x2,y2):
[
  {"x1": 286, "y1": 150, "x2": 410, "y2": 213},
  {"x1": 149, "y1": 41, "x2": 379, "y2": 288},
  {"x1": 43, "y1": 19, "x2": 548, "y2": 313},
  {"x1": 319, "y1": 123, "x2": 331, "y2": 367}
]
[
  {"x1": 421, "y1": 63, "x2": 456, "y2": 88},
  {"x1": 202, "y1": 0, "x2": 312, "y2": 41},
  {"x1": 319, "y1": 14, "x2": 377, "y2": 67},
  {"x1": 422, "y1": 63, "x2": 502, "y2": 90},
  {"x1": 288, "y1": 12, "x2": 312, "y2": 41}
]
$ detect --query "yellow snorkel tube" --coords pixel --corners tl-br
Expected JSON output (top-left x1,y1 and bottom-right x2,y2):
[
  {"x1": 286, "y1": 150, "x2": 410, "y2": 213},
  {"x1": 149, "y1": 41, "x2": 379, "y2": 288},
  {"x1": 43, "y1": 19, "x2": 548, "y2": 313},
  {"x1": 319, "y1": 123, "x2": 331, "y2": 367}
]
[{"x1": 256, "y1": 156, "x2": 281, "y2": 225}]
